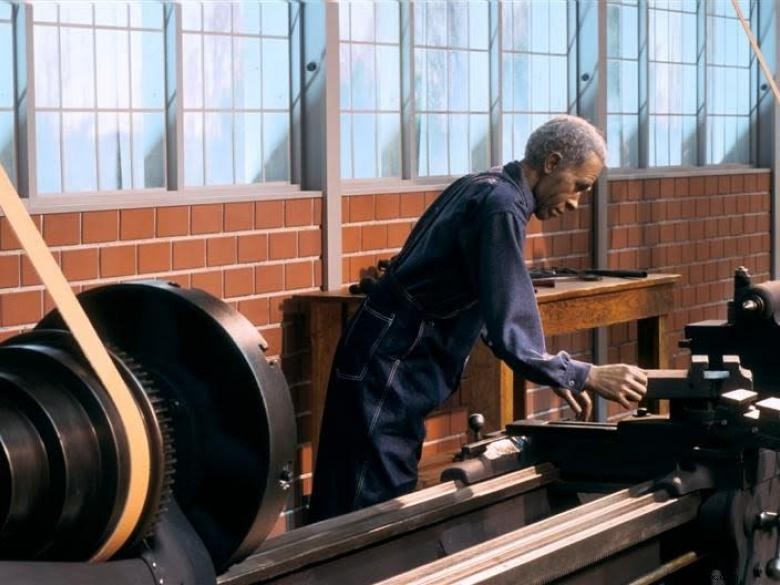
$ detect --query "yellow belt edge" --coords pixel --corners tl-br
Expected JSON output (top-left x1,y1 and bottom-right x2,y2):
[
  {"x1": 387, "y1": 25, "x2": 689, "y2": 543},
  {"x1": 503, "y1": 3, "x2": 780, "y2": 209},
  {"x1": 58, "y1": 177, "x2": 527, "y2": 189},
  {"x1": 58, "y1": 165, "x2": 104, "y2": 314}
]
[{"x1": 0, "y1": 166, "x2": 151, "y2": 561}]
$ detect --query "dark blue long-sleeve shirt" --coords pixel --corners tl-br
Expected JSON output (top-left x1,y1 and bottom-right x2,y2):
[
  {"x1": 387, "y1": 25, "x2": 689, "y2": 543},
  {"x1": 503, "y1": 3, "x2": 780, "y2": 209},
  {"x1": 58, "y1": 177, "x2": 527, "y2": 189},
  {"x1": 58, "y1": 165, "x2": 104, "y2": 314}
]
[{"x1": 389, "y1": 161, "x2": 591, "y2": 392}]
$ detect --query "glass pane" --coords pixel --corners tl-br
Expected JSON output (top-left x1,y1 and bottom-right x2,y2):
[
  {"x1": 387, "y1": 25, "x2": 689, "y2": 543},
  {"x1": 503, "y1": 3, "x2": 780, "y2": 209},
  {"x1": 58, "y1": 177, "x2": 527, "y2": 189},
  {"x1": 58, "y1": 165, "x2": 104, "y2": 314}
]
[
  {"x1": 352, "y1": 113, "x2": 377, "y2": 179},
  {"x1": 470, "y1": 51, "x2": 489, "y2": 111},
  {"x1": 549, "y1": 0, "x2": 566, "y2": 54},
  {"x1": 449, "y1": 114, "x2": 468, "y2": 174},
  {"x1": 132, "y1": 112, "x2": 164, "y2": 188},
  {"x1": 341, "y1": 114, "x2": 352, "y2": 178},
  {"x1": 470, "y1": 113, "x2": 489, "y2": 171},
  {"x1": 62, "y1": 111, "x2": 97, "y2": 192},
  {"x1": 414, "y1": 49, "x2": 427, "y2": 110},
  {"x1": 449, "y1": 51, "x2": 468, "y2": 111},
  {"x1": 262, "y1": 38, "x2": 289, "y2": 109},
  {"x1": 416, "y1": 114, "x2": 428, "y2": 176},
  {"x1": 377, "y1": 112, "x2": 400, "y2": 177},
  {"x1": 262, "y1": 1, "x2": 288, "y2": 37},
  {"x1": 339, "y1": 1, "x2": 350, "y2": 41},
  {"x1": 95, "y1": 31, "x2": 130, "y2": 109},
  {"x1": 204, "y1": 34, "x2": 232, "y2": 108},
  {"x1": 502, "y1": 55, "x2": 513, "y2": 111},
  {"x1": 263, "y1": 111, "x2": 289, "y2": 181},
  {"x1": 95, "y1": 3, "x2": 127, "y2": 27},
  {"x1": 182, "y1": 34, "x2": 203, "y2": 109},
  {"x1": 427, "y1": 2, "x2": 447, "y2": 47},
  {"x1": 340, "y1": 43, "x2": 351, "y2": 109},
  {"x1": 203, "y1": 2, "x2": 231, "y2": 33},
  {"x1": 530, "y1": 1, "x2": 549, "y2": 53},
  {"x1": 234, "y1": 1, "x2": 260, "y2": 35},
  {"x1": 469, "y1": 1, "x2": 488, "y2": 50},
  {"x1": 97, "y1": 111, "x2": 131, "y2": 190},
  {"x1": 350, "y1": 2, "x2": 374, "y2": 43},
  {"x1": 234, "y1": 36, "x2": 261, "y2": 109},
  {"x1": 375, "y1": 1, "x2": 399, "y2": 44},
  {"x1": 427, "y1": 49, "x2": 447, "y2": 111},
  {"x1": 34, "y1": 25, "x2": 60, "y2": 108},
  {"x1": 235, "y1": 112, "x2": 262, "y2": 184},
  {"x1": 449, "y1": 3, "x2": 468, "y2": 49},
  {"x1": 204, "y1": 111, "x2": 233, "y2": 185},
  {"x1": 428, "y1": 113, "x2": 447, "y2": 175},
  {"x1": 37, "y1": 112, "x2": 61, "y2": 193},
  {"x1": 130, "y1": 1, "x2": 163, "y2": 29},
  {"x1": 375, "y1": 45, "x2": 399, "y2": 111},
  {"x1": 131, "y1": 31, "x2": 164, "y2": 108},
  {"x1": 181, "y1": 2, "x2": 201, "y2": 31},
  {"x1": 513, "y1": 53, "x2": 529, "y2": 111},
  {"x1": 0, "y1": 110, "x2": 15, "y2": 185},
  {"x1": 183, "y1": 111, "x2": 203, "y2": 186},
  {"x1": 33, "y1": 2, "x2": 58, "y2": 23},
  {"x1": 61, "y1": 27, "x2": 95, "y2": 109},
  {"x1": 0, "y1": 23, "x2": 13, "y2": 108},
  {"x1": 60, "y1": 2, "x2": 92, "y2": 25},
  {"x1": 530, "y1": 55, "x2": 549, "y2": 112},
  {"x1": 351, "y1": 43, "x2": 376, "y2": 110}
]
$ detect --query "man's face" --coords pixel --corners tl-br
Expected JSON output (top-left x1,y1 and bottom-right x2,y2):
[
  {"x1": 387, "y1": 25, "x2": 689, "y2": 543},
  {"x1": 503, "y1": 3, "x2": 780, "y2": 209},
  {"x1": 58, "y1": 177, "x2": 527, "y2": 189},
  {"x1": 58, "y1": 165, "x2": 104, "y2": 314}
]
[{"x1": 532, "y1": 151, "x2": 604, "y2": 220}]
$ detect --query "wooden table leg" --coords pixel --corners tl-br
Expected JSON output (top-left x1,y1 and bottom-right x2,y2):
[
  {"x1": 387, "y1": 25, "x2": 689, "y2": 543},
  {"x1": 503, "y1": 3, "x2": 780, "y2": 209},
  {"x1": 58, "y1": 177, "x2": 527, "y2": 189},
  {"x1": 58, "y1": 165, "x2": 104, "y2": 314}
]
[
  {"x1": 637, "y1": 314, "x2": 669, "y2": 415},
  {"x1": 309, "y1": 303, "x2": 344, "y2": 468}
]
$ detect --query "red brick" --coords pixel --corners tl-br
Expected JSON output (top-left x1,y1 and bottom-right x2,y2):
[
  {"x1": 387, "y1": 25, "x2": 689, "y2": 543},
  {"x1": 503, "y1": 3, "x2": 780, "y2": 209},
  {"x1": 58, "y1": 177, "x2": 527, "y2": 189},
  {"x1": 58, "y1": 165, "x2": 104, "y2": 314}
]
[
  {"x1": 1, "y1": 289, "x2": 43, "y2": 326},
  {"x1": 376, "y1": 194, "x2": 400, "y2": 219},
  {"x1": 237, "y1": 233, "x2": 268, "y2": 263},
  {"x1": 172, "y1": 239, "x2": 206, "y2": 270},
  {"x1": 269, "y1": 232, "x2": 297, "y2": 260},
  {"x1": 424, "y1": 190, "x2": 440, "y2": 208},
  {"x1": 388, "y1": 222, "x2": 412, "y2": 248},
  {"x1": 256, "y1": 201, "x2": 285, "y2": 228},
  {"x1": 688, "y1": 176, "x2": 705, "y2": 196},
  {"x1": 238, "y1": 297, "x2": 269, "y2": 326},
  {"x1": 0, "y1": 216, "x2": 21, "y2": 250},
  {"x1": 120, "y1": 208, "x2": 155, "y2": 240},
  {"x1": 626, "y1": 180, "x2": 643, "y2": 200},
  {"x1": 730, "y1": 174, "x2": 744, "y2": 194},
  {"x1": 659, "y1": 178, "x2": 674, "y2": 198},
  {"x1": 224, "y1": 202, "x2": 255, "y2": 232},
  {"x1": 313, "y1": 198, "x2": 322, "y2": 226},
  {"x1": 314, "y1": 259, "x2": 322, "y2": 287},
  {"x1": 644, "y1": 179, "x2": 660, "y2": 199},
  {"x1": 191, "y1": 204, "x2": 223, "y2": 235},
  {"x1": 400, "y1": 193, "x2": 425, "y2": 217},
  {"x1": 206, "y1": 236, "x2": 237, "y2": 266},
  {"x1": 43, "y1": 213, "x2": 80, "y2": 246},
  {"x1": 224, "y1": 266, "x2": 254, "y2": 297},
  {"x1": 362, "y1": 225, "x2": 387, "y2": 250},
  {"x1": 609, "y1": 180, "x2": 626, "y2": 203},
  {"x1": 100, "y1": 245, "x2": 136, "y2": 277},
  {"x1": 21, "y1": 255, "x2": 42, "y2": 286},
  {"x1": 138, "y1": 242, "x2": 171, "y2": 273},
  {"x1": 0, "y1": 255, "x2": 20, "y2": 288},
  {"x1": 349, "y1": 195, "x2": 375, "y2": 222},
  {"x1": 674, "y1": 178, "x2": 688, "y2": 197},
  {"x1": 705, "y1": 175, "x2": 719, "y2": 195},
  {"x1": 743, "y1": 173, "x2": 757, "y2": 192},
  {"x1": 61, "y1": 248, "x2": 98, "y2": 281},
  {"x1": 757, "y1": 172, "x2": 770, "y2": 192},
  {"x1": 717, "y1": 175, "x2": 731, "y2": 193},
  {"x1": 157, "y1": 206, "x2": 190, "y2": 237},
  {"x1": 191, "y1": 270, "x2": 223, "y2": 298},
  {"x1": 285, "y1": 261, "x2": 313, "y2": 290},
  {"x1": 255, "y1": 264, "x2": 284, "y2": 293},
  {"x1": 83, "y1": 210, "x2": 119, "y2": 243},
  {"x1": 298, "y1": 230, "x2": 321, "y2": 257},
  {"x1": 343, "y1": 226, "x2": 361, "y2": 254},
  {"x1": 286, "y1": 199, "x2": 313, "y2": 226},
  {"x1": 166, "y1": 273, "x2": 191, "y2": 288}
]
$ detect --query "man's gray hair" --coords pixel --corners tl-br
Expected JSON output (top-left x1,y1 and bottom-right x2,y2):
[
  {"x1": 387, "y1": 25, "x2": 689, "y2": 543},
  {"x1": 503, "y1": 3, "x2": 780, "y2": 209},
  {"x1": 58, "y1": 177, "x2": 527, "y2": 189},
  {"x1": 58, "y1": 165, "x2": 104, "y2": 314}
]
[{"x1": 524, "y1": 115, "x2": 607, "y2": 169}]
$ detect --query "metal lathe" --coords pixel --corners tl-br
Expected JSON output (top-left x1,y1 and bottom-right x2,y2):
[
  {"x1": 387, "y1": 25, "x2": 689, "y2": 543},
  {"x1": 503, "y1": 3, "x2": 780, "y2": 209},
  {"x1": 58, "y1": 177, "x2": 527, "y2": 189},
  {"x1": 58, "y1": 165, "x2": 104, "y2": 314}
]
[{"x1": 1, "y1": 267, "x2": 780, "y2": 584}]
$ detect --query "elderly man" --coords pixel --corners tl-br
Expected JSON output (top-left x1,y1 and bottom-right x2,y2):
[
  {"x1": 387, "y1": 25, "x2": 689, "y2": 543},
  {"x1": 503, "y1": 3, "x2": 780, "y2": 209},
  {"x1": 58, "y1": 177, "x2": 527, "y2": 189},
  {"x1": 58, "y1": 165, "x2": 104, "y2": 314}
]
[{"x1": 308, "y1": 115, "x2": 648, "y2": 522}]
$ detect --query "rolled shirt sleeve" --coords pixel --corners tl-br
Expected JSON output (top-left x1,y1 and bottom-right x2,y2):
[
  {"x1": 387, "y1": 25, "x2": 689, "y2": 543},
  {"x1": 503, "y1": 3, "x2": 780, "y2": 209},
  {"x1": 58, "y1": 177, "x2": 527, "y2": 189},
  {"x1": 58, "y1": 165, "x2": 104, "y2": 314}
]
[{"x1": 477, "y1": 211, "x2": 591, "y2": 392}]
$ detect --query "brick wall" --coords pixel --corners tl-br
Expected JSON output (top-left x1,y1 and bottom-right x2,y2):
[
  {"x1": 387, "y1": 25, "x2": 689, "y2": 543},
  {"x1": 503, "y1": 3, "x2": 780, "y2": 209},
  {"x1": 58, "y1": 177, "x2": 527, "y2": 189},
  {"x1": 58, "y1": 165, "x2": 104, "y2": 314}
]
[{"x1": 605, "y1": 170, "x2": 771, "y2": 419}]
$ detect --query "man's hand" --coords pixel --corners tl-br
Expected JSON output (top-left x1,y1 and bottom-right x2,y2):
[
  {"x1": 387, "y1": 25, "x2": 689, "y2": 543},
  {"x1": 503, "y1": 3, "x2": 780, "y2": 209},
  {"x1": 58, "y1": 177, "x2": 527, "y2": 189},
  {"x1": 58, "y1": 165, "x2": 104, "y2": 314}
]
[
  {"x1": 584, "y1": 364, "x2": 648, "y2": 409},
  {"x1": 552, "y1": 387, "x2": 593, "y2": 420}
]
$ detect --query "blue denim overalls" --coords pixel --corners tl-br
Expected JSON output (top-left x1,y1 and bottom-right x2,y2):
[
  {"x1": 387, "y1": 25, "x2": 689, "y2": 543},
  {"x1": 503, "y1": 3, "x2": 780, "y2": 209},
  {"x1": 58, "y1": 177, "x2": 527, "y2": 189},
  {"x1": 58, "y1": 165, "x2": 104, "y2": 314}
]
[{"x1": 308, "y1": 162, "x2": 591, "y2": 522}]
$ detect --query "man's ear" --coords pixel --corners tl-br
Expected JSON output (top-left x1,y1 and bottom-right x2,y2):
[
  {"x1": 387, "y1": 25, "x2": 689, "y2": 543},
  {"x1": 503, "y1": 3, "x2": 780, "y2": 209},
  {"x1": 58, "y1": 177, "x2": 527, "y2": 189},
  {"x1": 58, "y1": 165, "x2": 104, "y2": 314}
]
[{"x1": 544, "y1": 151, "x2": 562, "y2": 174}]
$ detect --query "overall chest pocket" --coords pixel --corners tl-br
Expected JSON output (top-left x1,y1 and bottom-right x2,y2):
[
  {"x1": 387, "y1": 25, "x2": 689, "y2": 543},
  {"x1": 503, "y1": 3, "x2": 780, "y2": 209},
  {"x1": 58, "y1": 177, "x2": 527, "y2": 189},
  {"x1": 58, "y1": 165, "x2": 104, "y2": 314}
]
[{"x1": 335, "y1": 301, "x2": 395, "y2": 381}]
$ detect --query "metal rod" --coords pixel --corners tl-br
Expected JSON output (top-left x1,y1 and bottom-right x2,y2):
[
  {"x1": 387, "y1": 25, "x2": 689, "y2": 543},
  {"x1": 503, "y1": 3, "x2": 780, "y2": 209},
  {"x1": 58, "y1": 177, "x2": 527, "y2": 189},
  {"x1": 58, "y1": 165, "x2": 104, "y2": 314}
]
[{"x1": 626, "y1": 551, "x2": 702, "y2": 585}]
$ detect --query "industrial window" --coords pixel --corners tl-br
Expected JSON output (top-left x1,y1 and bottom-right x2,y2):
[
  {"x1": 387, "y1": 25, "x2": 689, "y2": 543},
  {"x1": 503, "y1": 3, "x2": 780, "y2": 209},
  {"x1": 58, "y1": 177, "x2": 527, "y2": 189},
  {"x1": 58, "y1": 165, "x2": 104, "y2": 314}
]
[
  {"x1": 414, "y1": 0, "x2": 489, "y2": 177},
  {"x1": 180, "y1": 1, "x2": 290, "y2": 187},
  {"x1": 705, "y1": 0, "x2": 751, "y2": 164},
  {"x1": 31, "y1": 1, "x2": 166, "y2": 194},
  {"x1": 501, "y1": 0, "x2": 568, "y2": 164},
  {"x1": 605, "y1": 0, "x2": 639, "y2": 168},
  {"x1": 339, "y1": 1, "x2": 401, "y2": 180},
  {"x1": 647, "y1": 0, "x2": 698, "y2": 166},
  {"x1": 0, "y1": 1, "x2": 14, "y2": 187}
]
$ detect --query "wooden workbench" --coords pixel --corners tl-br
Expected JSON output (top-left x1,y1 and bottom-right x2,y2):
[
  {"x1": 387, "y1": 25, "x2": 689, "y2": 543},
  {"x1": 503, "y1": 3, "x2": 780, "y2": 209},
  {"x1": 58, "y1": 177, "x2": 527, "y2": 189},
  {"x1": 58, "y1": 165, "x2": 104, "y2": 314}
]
[{"x1": 296, "y1": 273, "x2": 679, "y2": 463}]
